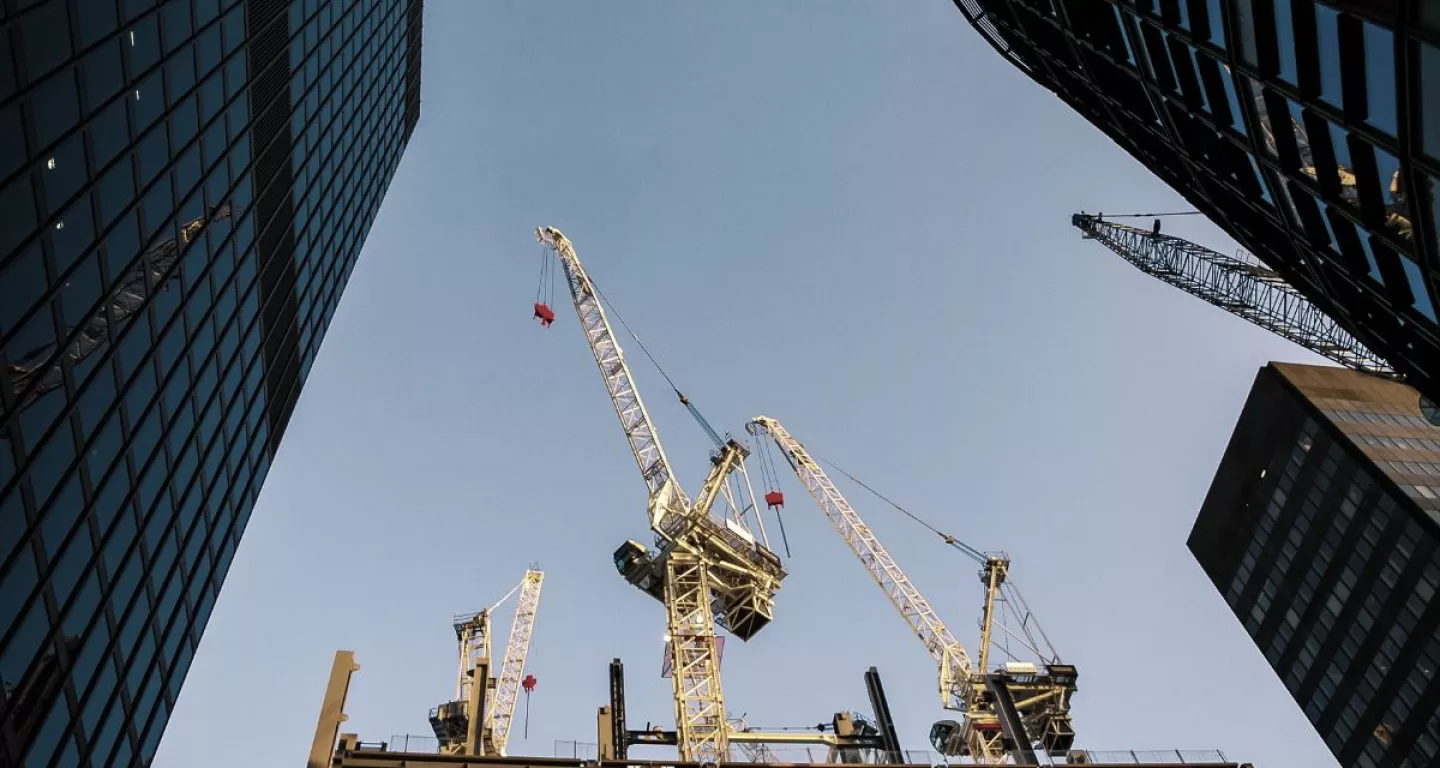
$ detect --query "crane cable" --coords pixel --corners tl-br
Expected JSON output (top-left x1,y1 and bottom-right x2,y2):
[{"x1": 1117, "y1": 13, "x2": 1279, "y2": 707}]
[
  {"x1": 806, "y1": 450, "x2": 989, "y2": 565},
  {"x1": 581, "y1": 276, "x2": 800, "y2": 556},
  {"x1": 586, "y1": 279, "x2": 726, "y2": 447},
  {"x1": 753, "y1": 440, "x2": 794, "y2": 557},
  {"x1": 1091, "y1": 210, "x2": 1201, "y2": 219}
]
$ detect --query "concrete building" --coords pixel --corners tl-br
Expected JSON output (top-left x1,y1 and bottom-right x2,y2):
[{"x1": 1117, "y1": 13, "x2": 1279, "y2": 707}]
[{"x1": 1189, "y1": 362, "x2": 1440, "y2": 767}]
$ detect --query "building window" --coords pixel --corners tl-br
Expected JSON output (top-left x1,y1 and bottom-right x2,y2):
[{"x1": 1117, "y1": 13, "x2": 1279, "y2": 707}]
[
  {"x1": 1234, "y1": 0, "x2": 1259, "y2": 65},
  {"x1": 1205, "y1": 0, "x2": 1226, "y2": 48},
  {"x1": 1360, "y1": 22, "x2": 1397, "y2": 137},
  {"x1": 1313, "y1": 3, "x2": 1343, "y2": 109},
  {"x1": 1249, "y1": 155, "x2": 1273, "y2": 204},
  {"x1": 1272, "y1": 0, "x2": 1298, "y2": 86},
  {"x1": 1424, "y1": 43, "x2": 1440, "y2": 160},
  {"x1": 1221, "y1": 67, "x2": 1247, "y2": 135},
  {"x1": 1399, "y1": 255, "x2": 1438, "y2": 323}
]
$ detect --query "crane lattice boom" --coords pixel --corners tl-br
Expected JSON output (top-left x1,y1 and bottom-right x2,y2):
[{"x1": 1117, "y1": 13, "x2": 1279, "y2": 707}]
[
  {"x1": 1072, "y1": 213, "x2": 1395, "y2": 377},
  {"x1": 486, "y1": 569, "x2": 544, "y2": 756},
  {"x1": 745, "y1": 417, "x2": 971, "y2": 711},
  {"x1": 536, "y1": 227, "x2": 690, "y2": 537}
]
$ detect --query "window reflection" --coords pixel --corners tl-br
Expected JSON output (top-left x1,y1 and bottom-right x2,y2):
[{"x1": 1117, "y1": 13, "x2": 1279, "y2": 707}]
[{"x1": 1371, "y1": 147, "x2": 1410, "y2": 241}]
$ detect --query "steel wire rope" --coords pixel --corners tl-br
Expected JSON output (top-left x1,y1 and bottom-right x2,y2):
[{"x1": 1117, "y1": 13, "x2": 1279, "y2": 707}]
[
  {"x1": 805, "y1": 450, "x2": 988, "y2": 564},
  {"x1": 1091, "y1": 210, "x2": 1202, "y2": 218}
]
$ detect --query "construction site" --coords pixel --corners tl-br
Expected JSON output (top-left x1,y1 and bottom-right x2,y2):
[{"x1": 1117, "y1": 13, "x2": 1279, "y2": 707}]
[{"x1": 299, "y1": 228, "x2": 1263, "y2": 768}]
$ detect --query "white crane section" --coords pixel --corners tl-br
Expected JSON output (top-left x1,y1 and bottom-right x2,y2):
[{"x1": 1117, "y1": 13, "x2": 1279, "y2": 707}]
[
  {"x1": 486, "y1": 569, "x2": 544, "y2": 756},
  {"x1": 536, "y1": 227, "x2": 690, "y2": 538},
  {"x1": 746, "y1": 416, "x2": 972, "y2": 711}
]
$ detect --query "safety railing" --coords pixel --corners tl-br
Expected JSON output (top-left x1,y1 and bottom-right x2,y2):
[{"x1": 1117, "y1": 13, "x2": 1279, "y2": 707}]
[
  {"x1": 1077, "y1": 750, "x2": 1230, "y2": 764},
  {"x1": 386, "y1": 734, "x2": 441, "y2": 753}
]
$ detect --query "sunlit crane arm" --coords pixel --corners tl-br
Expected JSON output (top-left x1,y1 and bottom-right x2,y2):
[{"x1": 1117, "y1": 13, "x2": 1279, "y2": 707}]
[
  {"x1": 486, "y1": 570, "x2": 544, "y2": 756},
  {"x1": 537, "y1": 227, "x2": 690, "y2": 538},
  {"x1": 746, "y1": 416, "x2": 972, "y2": 711}
]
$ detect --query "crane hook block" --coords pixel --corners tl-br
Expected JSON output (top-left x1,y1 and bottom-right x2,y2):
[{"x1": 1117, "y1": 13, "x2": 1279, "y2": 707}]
[
  {"x1": 533, "y1": 302, "x2": 556, "y2": 327},
  {"x1": 764, "y1": 490, "x2": 785, "y2": 509},
  {"x1": 522, "y1": 674, "x2": 537, "y2": 693}
]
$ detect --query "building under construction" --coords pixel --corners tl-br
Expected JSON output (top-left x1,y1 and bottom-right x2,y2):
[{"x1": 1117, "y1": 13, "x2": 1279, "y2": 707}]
[{"x1": 302, "y1": 229, "x2": 1253, "y2": 768}]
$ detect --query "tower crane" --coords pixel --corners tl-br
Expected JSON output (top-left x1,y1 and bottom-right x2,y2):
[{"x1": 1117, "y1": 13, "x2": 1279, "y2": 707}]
[
  {"x1": 1070, "y1": 213, "x2": 1395, "y2": 378},
  {"x1": 429, "y1": 569, "x2": 544, "y2": 757},
  {"x1": 534, "y1": 227, "x2": 787, "y2": 762},
  {"x1": 747, "y1": 417, "x2": 1077, "y2": 764},
  {"x1": 7, "y1": 204, "x2": 233, "y2": 409}
]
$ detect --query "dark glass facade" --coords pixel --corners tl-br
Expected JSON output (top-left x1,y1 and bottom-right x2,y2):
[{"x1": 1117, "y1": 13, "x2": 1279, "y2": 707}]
[
  {"x1": 952, "y1": 0, "x2": 1440, "y2": 401},
  {"x1": 0, "y1": 1, "x2": 422, "y2": 765},
  {"x1": 1189, "y1": 363, "x2": 1440, "y2": 768}
]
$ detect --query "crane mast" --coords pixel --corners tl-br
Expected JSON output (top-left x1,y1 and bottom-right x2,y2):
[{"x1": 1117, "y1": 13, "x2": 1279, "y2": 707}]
[
  {"x1": 487, "y1": 569, "x2": 544, "y2": 756},
  {"x1": 747, "y1": 416, "x2": 1077, "y2": 763},
  {"x1": 1071, "y1": 213, "x2": 1396, "y2": 378},
  {"x1": 535, "y1": 228, "x2": 787, "y2": 762}
]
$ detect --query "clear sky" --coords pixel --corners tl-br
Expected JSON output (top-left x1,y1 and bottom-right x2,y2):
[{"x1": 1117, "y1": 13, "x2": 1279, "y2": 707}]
[{"x1": 155, "y1": 2, "x2": 1338, "y2": 767}]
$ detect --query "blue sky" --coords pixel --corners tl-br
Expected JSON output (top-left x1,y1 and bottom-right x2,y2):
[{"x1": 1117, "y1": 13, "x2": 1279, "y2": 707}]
[{"x1": 156, "y1": 2, "x2": 1337, "y2": 767}]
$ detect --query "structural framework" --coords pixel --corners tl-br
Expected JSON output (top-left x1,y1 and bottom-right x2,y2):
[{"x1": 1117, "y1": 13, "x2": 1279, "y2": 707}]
[
  {"x1": 1071, "y1": 213, "x2": 1395, "y2": 378},
  {"x1": 428, "y1": 569, "x2": 545, "y2": 757},
  {"x1": 535, "y1": 227, "x2": 787, "y2": 762}
]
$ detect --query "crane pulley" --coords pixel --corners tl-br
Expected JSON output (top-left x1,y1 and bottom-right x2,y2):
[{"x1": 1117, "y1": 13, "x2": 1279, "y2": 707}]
[{"x1": 746, "y1": 416, "x2": 1078, "y2": 763}]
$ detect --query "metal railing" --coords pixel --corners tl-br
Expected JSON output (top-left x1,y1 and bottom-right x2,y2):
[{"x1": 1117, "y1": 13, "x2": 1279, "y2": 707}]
[
  {"x1": 387, "y1": 734, "x2": 441, "y2": 753},
  {"x1": 1077, "y1": 750, "x2": 1230, "y2": 765}
]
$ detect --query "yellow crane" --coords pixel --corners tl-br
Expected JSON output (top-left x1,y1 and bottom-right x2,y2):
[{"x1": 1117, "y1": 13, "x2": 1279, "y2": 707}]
[
  {"x1": 429, "y1": 569, "x2": 544, "y2": 756},
  {"x1": 535, "y1": 228, "x2": 787, "y2": 762},
  {"x1": 747, "y1": 416, "x2": 1076, "y2": 764}
]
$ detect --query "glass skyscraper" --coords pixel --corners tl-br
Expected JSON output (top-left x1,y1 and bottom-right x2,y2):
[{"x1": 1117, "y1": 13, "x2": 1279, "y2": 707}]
[
  {"x1": 1189, "y1": 362, "x2": 1440, "y2": 768},
  {"x1": 0, "y1": 1, "x2": 422, "y2": 765},
  {"x1": 951, "y1": 1, "x2": 1440, "y2": 403}
]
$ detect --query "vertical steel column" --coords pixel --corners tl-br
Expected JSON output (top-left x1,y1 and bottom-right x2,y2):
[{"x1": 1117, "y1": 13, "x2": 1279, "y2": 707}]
[
  {"x1": 307, "y1": 651, "x2": 360, "y2": 768},
  {"x1": 664, "y1": 552, "x2": 728, "y2": 761}
]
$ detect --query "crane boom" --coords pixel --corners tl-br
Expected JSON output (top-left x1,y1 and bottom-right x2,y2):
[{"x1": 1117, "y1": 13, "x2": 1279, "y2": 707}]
[
  {"x1": 745, "y1": 417, "x2": 971, "y2": 711},
  {"x1": 537, "y1": 227, "x2": 690, "y2": 538},
  {"x1": 486, "y1": 569, "x2": 544, "y2": 756},
  {"x1": 1072, "y1": 213, "x2": 1396, "y2": 377}
]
